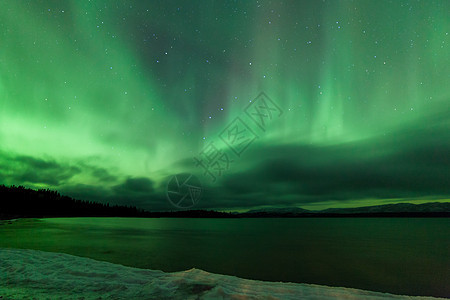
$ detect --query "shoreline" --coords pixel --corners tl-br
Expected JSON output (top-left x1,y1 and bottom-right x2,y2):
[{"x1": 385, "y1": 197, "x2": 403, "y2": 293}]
[{"x1": 0, "y1": 248, "x2": 445, "y2": 299}]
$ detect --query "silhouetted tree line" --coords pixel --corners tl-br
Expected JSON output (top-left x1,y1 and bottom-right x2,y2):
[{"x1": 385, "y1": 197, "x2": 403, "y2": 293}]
[
  {"x1": 0, "y1": 185, "x2": 144, "y2": 219},
  {"x1": 0, "y1": 185, "x2": 237, "y2": 219}
]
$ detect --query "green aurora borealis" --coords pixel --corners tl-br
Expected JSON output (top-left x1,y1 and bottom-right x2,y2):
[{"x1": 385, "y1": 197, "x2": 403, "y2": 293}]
[{"x1": 0, "y1": 0, "x2": 448, "y2": 211}]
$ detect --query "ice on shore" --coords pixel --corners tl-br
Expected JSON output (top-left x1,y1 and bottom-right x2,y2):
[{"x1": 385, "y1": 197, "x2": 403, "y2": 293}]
[{"x1": 0, "y1": 248, "x2": 442, "y2": 299}]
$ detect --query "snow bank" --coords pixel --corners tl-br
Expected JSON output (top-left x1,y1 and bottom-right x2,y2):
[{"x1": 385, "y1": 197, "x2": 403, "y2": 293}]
[{"x1": 0, "y1": 248, "x2": 441, "y2": 299}]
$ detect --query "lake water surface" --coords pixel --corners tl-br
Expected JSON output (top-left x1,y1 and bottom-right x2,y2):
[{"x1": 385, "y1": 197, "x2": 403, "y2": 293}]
[{"x1": 0, "y1": 217, "x2": 448, "y2": 298}]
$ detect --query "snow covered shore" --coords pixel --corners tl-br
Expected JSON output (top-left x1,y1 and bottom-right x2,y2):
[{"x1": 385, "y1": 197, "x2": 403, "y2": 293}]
[{"x1": 0, "y1": 248, "x2": 442, "y2": 299}]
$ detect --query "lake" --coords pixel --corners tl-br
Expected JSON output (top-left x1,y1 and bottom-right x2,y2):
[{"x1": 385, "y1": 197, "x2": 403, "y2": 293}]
[{"x1": 0, "y1": 217, "x2": 448, "y2": 298}]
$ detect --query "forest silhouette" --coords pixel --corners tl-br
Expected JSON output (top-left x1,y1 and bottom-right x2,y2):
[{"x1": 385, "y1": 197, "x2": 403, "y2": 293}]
[
  {"x1": 0, "y1": 185, "x2": 142, "y2": 219},
  {"x1": 0, "y1": 185, "x2": 234, "y2": 219}
]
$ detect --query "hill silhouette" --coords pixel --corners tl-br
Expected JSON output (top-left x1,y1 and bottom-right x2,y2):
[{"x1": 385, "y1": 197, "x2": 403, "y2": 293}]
[{"x1": 239, "y1": 203, "x2": 450, "y2": 218}]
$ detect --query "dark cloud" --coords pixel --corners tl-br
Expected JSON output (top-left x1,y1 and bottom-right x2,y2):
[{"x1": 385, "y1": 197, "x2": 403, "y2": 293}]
[
  {"x1": 61, "y1": 177, "x2": 169, "y2": 211},
  {"x1": 0, "y1": 148, "x2": 172, "y2": 210},
  {"x1": 14, "y1": 155, "x2": 60, "y2": 170},
  {"x1": 76, "y1": 162, "x2": 119, "y2": 183},
  {"x1": 109, "y1": 177, "x2": 174, "y2": 210},
  {"x1": 0, "y1": 151, "x2": 123, "y2": 188},
  {"x1": 90, "y1": 167, "x2": 117, "y2": 183},
  {"x1": 59, "y1": 183, "x2": 111, "y2": 203},
  {"x1": 113, "y1": 177, "x2": 155, "y2": 195},
  {"x1": 193, "y1": 120, "x2": 450, "y2": 210},
  {"x1": 1, "y1": 108, "x2": 448, "y2": 212},
  {"x1": 0, "y1": 152, "x2": 81, "y2": 186}
]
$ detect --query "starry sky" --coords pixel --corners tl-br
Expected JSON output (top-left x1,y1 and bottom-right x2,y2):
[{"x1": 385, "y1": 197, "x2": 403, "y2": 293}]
[{"x1": 0, "y1": 0, "x2": 449, "y2": 211}]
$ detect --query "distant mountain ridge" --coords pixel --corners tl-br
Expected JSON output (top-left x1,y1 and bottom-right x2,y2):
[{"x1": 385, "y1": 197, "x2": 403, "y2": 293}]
[
  {"x1": 241, "y1": 202, "x2": 450, "y2": 217},
  {"x1": 318, "y1": 202, "x2": 450, "y2": 214}
]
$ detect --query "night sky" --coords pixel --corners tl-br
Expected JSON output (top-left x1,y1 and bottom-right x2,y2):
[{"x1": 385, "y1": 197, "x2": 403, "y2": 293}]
[{"x1": 0, "y1": 1, "x2": 448, "y2": 211}]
